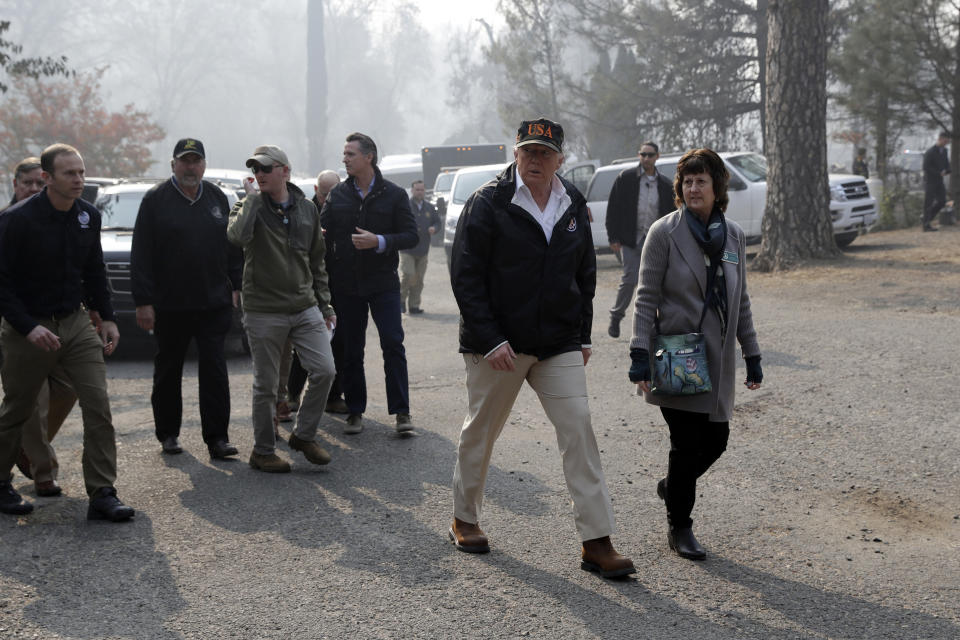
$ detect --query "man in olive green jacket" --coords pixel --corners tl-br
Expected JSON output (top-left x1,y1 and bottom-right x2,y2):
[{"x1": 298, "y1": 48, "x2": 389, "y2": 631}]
[{"x1": 228, "y1": 144, "x2": 337, "y2": 473}]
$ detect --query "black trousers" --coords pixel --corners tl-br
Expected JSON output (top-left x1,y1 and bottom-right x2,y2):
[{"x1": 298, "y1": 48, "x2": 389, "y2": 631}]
[
  {"x1": 336, "y1": 288, "x2": 408, "y2": 415},
  {"x1": 923, "y1": 181, "x2": 947, "y2": 226},
  {"x1": 151, "y1": 307, "x2": 232, "y2": 445},
  {"x1": 660, "y1": 407, "x2": 729, "y2": 529}
]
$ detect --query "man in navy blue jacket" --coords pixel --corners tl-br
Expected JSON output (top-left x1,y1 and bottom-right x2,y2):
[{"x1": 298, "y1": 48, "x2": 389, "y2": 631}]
[{"x1": 320, "y1": 132, "x2": 418, "y2": 435}]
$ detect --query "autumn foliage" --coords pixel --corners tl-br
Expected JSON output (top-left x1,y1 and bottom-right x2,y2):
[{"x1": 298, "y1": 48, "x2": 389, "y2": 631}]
[{"x1": 0, "y1": 69, "x2": 164, "y2": 179}]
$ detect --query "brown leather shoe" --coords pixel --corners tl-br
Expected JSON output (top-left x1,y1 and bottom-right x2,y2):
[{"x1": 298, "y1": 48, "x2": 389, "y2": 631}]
[
  {"x1": 448, "y1": 517, "x2": 490, "y2": 553},
  {"x1": 35, "y1": 480, "x2": 62, "y2": 497},
  {"x1": 581, "y1": 536, "x2": 636, "y2": 578}
]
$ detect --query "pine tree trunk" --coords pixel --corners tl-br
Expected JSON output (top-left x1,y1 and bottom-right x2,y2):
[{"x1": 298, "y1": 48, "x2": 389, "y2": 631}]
[
  {"x1": 950, "y1": 6, "x2": 960, "y2": 209},
  {"x1": 876, "y1": 95, "x2": 889, "y2": 182},
  {"x1": 753, "y1": 0, "x2": 836, "y2": 272},
  {"x1": 757, "y1": 0, "x2": 769, "y2": 157},
  {"x1": 306, "y1": 0, "x2": 327, "y2": 175}
]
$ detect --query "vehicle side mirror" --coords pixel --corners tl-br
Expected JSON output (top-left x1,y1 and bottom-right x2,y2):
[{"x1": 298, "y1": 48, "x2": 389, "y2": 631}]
[
  {"x1": 729, "y1": 174, "x2": 747, "y2": 191},
  {"x1": 436, "y1": 196, "x2": 446, "y2": 208}
]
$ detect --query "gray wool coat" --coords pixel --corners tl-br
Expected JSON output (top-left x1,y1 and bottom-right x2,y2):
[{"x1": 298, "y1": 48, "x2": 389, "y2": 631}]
[{"x1": 629, "y1": 208, "x2": 761, "y2": 421}]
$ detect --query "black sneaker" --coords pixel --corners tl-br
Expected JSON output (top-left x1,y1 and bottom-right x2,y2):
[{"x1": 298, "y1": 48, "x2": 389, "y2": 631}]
[
  {"x1": 607, "y1": 319, "x2": 620, "y2": 338},
  {"x1": 0, "y1": 481, "x2": 33, "y2": 515},
  {"x1": 87, "y1": 487, "x2": 135, "y2": 522},
  {"x1": 208, "y1": 440, "x2": 239, "y2": 459}
]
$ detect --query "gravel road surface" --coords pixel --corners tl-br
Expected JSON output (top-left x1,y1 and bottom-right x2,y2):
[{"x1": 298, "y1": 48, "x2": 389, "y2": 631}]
[{"x1": 1, "y1": 227, "x2": 958, "y2": 639}]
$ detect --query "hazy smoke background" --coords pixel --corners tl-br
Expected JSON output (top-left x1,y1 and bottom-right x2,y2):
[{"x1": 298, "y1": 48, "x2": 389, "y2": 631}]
[{"x1": 1, "y1": 0, "x2": 503, "y2": 176}]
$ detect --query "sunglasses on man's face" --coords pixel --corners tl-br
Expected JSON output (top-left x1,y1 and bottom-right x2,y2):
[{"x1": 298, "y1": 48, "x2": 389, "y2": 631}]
[
  {"x1": 639, "y1": 152, "x2": 656, "y2": 158},
  {"x1": 251, "y1": 164, "x2": 275, "y2": 174}
]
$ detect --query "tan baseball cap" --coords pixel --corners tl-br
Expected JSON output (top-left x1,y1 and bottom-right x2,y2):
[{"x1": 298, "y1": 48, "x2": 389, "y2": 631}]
[{"x1": 245, "y1": 144, "x2": 289, "y2": 168}]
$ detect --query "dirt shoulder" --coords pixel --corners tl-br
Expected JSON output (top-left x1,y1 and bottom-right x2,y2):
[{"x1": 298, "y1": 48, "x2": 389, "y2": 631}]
[{"x1": 745, "y1": 225, "x2": 960, "y2": 314}]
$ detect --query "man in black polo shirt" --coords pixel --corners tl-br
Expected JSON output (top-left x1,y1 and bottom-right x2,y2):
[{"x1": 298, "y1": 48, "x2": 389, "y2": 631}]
[
  {"x1": 131, "y1": 138, "x2": 242, "y2": 459},
  {"x1": 0, "y1": 143, "x2": 134, "y2": 520}
]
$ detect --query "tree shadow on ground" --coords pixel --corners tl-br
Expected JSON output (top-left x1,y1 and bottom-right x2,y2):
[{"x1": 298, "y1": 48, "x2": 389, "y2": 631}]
[
  {"x1": 170, "y1": 422, "x2": 551, "y2": 586},
  {"x1": 697, "y1": 555, "x2": 959, "y2": 639},
  {"x1": 0, "y1": 506, "x2": 186, "y2": 640}
]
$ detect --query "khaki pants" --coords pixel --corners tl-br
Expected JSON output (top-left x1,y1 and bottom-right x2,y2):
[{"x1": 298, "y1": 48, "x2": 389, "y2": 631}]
[
  {"x1": 243, "y1": 307, "x2": 336, "y2": 455},
  {"x1": 0, "y1": 311, "x2": 117, "y2": 496},
  {"x1": 400, "y1": 253, "x2": 429, "y2": 310},
  {"x1": 452, "y1": 351, "x2": 616, "y2": 541},
  {"x1": 277, "y1": 337, "x2": 294, "y2": 402},
  {"x1": 20, "y1": 368, "x2": 77, "y2": 483}
]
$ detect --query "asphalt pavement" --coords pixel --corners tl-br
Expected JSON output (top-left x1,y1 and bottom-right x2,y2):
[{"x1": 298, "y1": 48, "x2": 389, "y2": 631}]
[{"x1": 0, "y1": 242, "x2": 957, "y2": 639}]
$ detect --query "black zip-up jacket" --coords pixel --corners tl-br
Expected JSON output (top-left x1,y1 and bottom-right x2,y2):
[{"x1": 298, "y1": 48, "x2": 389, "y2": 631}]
[
  {"x1": 320, "y1": 167, "x2": 418, "y2": 297},
  {"x1": 402, "y1": 197, "x2": 440, "y2": 258},
  {"x1": 923, "y1": 144, "x2": 950, "y2": 185},
  {"x1": 605, "y1": 167, "x2": 674, "y2": 249},
  {"x1": 131, "y1": 179, "x2": 241, "y2": 311},
  {"x1": 450, "y1": 163, "x2": 596, "y2": 360},
  {"x1": 0, "y1": 189, "x2": 115, "y2": 336}
]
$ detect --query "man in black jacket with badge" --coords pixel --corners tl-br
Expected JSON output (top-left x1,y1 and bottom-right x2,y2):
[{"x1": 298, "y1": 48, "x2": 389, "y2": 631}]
[
  {"x1": 604, "y1": 141, "x2": 674, "y2": 338},
  {"x1": 0, "y1": 143, "x2": 133, "y2": 521},
  {"x1": 131, "y1": 138, "x2": 242, "y2": 459},
  {"x1": 448, "y1": 118, "x2": 634, "y2": 579},
  {"x1": 320, "y1": 132, "x2": 418, "y2": 435}
]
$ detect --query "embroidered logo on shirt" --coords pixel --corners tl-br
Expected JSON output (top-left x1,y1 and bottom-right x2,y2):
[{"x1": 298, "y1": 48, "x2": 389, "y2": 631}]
[
  {"x1": 78, "y1": 211, "x2": 90, "y2": 229},
  {"x1": 566, "y1": 218, "x2": 577, "y2": 232},
  {"x1": 210, "y1": 206, "x2": 223, "y2": 219}
]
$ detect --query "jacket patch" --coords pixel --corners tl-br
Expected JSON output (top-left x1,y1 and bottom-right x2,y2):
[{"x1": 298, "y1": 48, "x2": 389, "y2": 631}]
[
  {"x1": 210, "y1": 206, "x2": 223, "y2": 220},
  {"x1": 78, "y1": 211, "x2": 90, "y2": 229},
  {"x1": 566, "y1": 218, "x2": 577, "y2": 232}
]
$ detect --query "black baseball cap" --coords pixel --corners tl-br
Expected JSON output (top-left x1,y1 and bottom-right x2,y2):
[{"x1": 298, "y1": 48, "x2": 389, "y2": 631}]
[
  {"x1": 516, "y1": 118, "x2": 563, "y2": 153},
  {"x1": 173, "y1": 138, "x2": 205, "y2": 159}
]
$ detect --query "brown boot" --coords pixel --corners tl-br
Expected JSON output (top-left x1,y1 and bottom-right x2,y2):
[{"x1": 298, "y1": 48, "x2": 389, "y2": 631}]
[
  {"x1": 581, "y1": 536, "x2": 636, "y2": 578},
  {"x1": 448, "y1": 517, "x2": 490, "y2": 553},
  {"x1": 288, "y1": 434, "x2": 332, "y2": 465},
  {"x1": 276, "y1": 400, "x2": 293, "y2": 423}
]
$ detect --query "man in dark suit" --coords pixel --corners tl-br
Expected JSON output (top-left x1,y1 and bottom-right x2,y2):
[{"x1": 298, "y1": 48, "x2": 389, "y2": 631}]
[
  {"x1": 604, "y1": 141, "x2": 675, "y2": 338},
  {"x1": 922, "y1": 132, "x2": 951, "y2": 232}
]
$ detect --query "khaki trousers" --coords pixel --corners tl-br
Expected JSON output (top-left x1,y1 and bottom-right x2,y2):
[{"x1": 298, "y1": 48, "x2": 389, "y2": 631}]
[
  {"x1": 19, "y1": 368, "x2": 77, "y2": 483},
  {"x1": 0, "y1": 311, "x2": 117, "y2": 496},
  {"x1": 399, "y1": 253, "x2": 429, "y2": 310},
  {"x1": 452, "y1": 351, "x2": 616, "y2": 541},
  {"x1": 243, "y1": 307, "x2": 336, "y2": 455}
]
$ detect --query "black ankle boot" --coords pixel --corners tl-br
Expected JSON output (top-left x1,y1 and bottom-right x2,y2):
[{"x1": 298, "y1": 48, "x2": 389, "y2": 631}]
[{"x1": 668, "y1": 527, "x2": 706, "y2": 560}]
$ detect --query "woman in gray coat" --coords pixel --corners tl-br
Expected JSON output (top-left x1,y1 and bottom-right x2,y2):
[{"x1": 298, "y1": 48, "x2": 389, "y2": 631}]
[{"x1": 628, "y1": 148, "x2": 763, "y2": 560}]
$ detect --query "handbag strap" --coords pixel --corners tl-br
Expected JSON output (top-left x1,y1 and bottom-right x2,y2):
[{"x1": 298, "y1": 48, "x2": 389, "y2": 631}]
[{"x1": 654, "y1": 259, "x2": 720, "y2": 335}]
